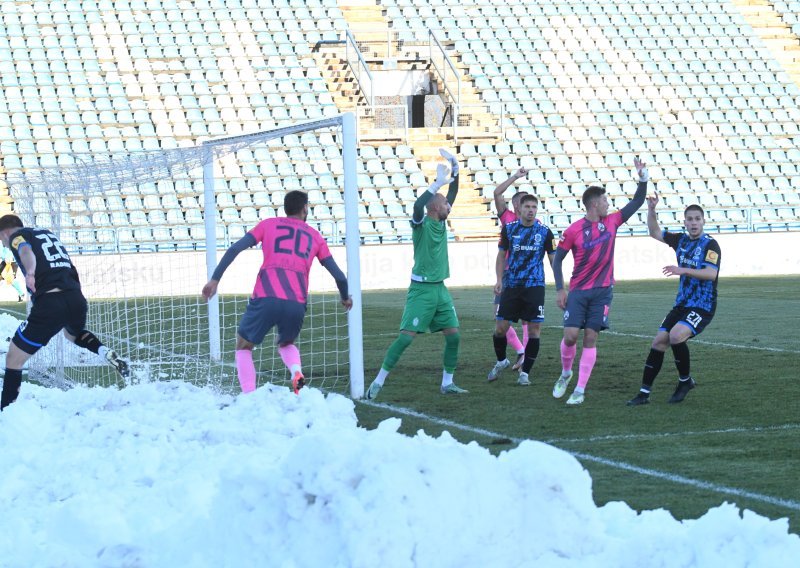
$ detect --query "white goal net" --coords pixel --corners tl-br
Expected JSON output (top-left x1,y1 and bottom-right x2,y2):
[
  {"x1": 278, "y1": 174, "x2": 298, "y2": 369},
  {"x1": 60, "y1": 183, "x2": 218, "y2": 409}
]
[{"x1": 7, "y1": 114, "x2": 364, "y2": 398}]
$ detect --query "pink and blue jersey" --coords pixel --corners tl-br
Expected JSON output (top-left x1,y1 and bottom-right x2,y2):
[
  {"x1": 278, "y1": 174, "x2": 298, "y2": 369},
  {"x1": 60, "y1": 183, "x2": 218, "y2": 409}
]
[
  {"x1": 248, "y1": 217, "x2": 331, "y2": 304},
  {"x1": 558, "y1": 211, "x2": 624, "y2": 290},
  {"x1": 499, "y1": 209, "x2": 517, "y2": 227}
]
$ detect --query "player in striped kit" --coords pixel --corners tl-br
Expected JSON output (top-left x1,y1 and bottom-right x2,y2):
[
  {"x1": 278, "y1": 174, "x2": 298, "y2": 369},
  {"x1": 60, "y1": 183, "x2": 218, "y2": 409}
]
[
  {"x1": 551, "y1": 158, "x2": 649, "y2": 405},
  {"x1": 0, "y1": 215, "x2": 130, "y2": 410},
  {"x1": 492, "y1": 167, "x2": 531, "y2": 370},
  {"x1": 627, "y1": 195, "x2": 720, "y2": 405},
  {"x1": 202, "y1": 190, "x2": 352, "y2": 395},
  {"x1": 488, "y1": 194, "x2": 556, "y2": 386}
]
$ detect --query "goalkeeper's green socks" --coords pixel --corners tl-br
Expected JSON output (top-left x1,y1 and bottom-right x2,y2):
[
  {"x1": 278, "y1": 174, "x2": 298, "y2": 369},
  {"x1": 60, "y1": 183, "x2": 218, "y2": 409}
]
[{"x1": 378, "y1": 333, "x2": 414, "y2": 380}]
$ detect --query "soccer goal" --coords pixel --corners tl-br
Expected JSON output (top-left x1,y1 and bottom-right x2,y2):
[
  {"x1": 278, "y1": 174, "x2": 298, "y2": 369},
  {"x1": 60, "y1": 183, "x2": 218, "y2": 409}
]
[{"x1": 7, "y1": 113, "x2": 364, "y2": 398}]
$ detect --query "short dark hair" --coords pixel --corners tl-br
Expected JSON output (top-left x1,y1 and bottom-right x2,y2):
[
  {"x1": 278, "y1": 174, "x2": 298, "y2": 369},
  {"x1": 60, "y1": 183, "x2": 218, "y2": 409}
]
[
  {"x1": 284, "y1": 190, "x2": 308, "y2": 216},
  {"x1": 510, "y1": 191, "x2": 528, "y2": 205},
  {"x1": 519, "y1": 194, "x2": 539, "y2": 205},
  {"x1": 582, "y1": 186, "x2": 606, "y2": 208},
  {"x1": 684, "y1": 204, "x2": 704, "y2": 217},
  {"x1": 0, "y1": 215, "x2": 24, "y2": 232}
]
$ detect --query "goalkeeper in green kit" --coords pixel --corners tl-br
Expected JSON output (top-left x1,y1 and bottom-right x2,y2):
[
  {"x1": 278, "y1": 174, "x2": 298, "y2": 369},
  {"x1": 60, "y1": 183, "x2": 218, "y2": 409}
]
[{"x1": 366, "y1": 149, "x2": 467, "y2": 400}]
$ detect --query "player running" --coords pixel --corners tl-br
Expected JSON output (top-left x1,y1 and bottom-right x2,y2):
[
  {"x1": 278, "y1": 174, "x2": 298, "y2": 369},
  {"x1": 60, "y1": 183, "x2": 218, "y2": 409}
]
[{"x1": 0, "y1": 215, "x2": 130, "y2": 410}]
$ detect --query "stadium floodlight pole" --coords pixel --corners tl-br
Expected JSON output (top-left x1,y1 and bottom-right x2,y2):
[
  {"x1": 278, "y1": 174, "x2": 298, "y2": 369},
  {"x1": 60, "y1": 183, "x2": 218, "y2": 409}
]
[{"x1": 341, "y1": 111, "x2": 365, "y2": 398}]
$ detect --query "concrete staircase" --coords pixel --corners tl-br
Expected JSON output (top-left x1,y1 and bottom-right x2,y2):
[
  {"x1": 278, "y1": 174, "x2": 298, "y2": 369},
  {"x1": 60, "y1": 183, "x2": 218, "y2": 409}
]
[
  {"x1": 312, "y1": 1, "x2": 500, "y2": 238},
  {"x1": 730, "y1": 0, "x2": 800, "y2": 82}
]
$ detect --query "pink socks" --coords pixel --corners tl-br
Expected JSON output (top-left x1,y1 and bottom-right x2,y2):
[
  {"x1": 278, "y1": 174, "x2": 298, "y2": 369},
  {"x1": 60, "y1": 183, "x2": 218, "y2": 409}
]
[
  {"x1": 235, "y1": 345, "x2": 304, "y2": 394},
  {"x1": 506, "y1": 326, "x2": 523, "y2": 353},
  {"x1": 560, "y1": 339, "x2": 577, "y2": 373},
  {"x1": 278, "y1": 344, "x2": 302, "y2": 375},
  {"x1": 235, "y1": 350, "x2": 256, "y2": 393},
  {"x1": 577, "y1": 347, "x2": 597, "y2": 390}
]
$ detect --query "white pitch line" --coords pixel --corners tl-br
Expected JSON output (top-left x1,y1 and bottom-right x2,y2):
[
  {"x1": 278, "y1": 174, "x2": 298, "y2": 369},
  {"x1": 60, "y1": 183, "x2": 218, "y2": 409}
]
[
  {"x1": 544, "y1": 423, "x2": 800, "y2": 445},
  {"x1": 374, "y1": 327, "x2": 800, "y2": 354},
  {"x1": 571, "y1": 451, "x2": 800, "y2": 512},
  {"x1": 359, "y1": 399, "x2": 800, "y2": 512},
  {"x1": 599, "y1": 329, "x2": 800, "y2": 355}
]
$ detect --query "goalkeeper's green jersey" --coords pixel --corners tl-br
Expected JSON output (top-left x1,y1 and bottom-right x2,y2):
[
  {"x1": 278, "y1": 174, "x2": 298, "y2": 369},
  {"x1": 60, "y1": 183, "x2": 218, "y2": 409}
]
[{"x1": 410, "y1": 215, "x2": 449, "y2": 283}]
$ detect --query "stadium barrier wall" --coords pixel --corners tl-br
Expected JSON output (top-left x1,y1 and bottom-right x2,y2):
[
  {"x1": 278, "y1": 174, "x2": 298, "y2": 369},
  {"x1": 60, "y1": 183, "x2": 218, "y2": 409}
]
[{"x1": 59, "y1": 232, "x2": 800, "y2": 300}]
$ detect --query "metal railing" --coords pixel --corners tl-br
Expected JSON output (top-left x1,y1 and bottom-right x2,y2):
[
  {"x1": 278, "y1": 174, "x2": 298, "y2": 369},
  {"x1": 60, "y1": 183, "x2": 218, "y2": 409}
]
[
  {"x1": 427, "y1": 30, "x2": 461, "y2": 141},
  {"x1": 457, "y1": 102, "x2": 506, "y2": 140},
  {"x1": 345, "y1": 29, "x2": 374, "y2": 107}
]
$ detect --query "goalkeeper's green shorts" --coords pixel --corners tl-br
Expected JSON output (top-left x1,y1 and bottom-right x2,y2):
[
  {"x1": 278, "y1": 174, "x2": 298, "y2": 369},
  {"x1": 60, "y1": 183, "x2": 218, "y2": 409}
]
[{"x1": 399, "y1": 281, "x2": 459, "y2": 333}]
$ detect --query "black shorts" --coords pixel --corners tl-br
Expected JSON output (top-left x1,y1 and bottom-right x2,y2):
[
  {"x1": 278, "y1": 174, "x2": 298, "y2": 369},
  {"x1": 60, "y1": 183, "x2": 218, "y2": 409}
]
[
  {"x1": 238, "y1": 297, "x2": 306, "y2": 345},
  {"x1": 497, "y1": 286, "x2": 545, "y2": 323},
  {"x1": 660, "y1": 307, "x2": 714, "y2": 336},
  {"x1": 13, "y1": 289, "x2": 88, "y2": 355},
  {"x1": 563, "y1": 286, "x2": 613, "y2": 331}
]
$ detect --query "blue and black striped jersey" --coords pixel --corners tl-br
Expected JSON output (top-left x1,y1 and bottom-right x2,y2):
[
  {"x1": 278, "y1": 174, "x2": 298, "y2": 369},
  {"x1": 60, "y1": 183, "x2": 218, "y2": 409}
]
[
  {"x1": 663, "y1": 231, "x2": 721, "y2": 312},
  {"x1": 499, "y1": 220, "x2": 556, "y2": 288}
]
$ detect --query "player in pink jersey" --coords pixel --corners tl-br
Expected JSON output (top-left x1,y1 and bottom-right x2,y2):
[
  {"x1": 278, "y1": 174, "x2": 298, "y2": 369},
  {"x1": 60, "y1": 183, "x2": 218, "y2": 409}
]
[
  {"x1": 202, "y1": 190, "x2": 352, "y2": 395},
  {"x1": 550, "y1": 158, "x2": 649, "y2": 405},
  {"x1": 492, "y1": 167, "x2": 530, "y2": 370}
]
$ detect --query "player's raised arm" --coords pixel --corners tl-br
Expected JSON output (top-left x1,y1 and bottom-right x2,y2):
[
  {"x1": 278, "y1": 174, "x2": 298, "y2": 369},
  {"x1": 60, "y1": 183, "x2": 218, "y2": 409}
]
[
  {"x1": 647, "y1": 191, "x2": 666, "y2": 243},
  {"x1": 412, "y1": 163, "x2": 451, "y2": 224},
  {"x1": 620, "y1": 158, "x2": 649, "y2": 223},
  {"x1": 493, "y1": 167, "x2": 528, "y2": 217},
  {"x1": 201, "y1": 233, "x2": 257, "y2": 300},
  {"x1": 439, "y1": 148, "x2": 459, "y2": 206}
]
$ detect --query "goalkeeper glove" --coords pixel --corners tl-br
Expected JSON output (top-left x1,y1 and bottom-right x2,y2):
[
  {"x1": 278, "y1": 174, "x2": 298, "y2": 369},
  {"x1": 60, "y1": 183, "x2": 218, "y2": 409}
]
[
  {"x1": 427, "y1": 163, "x2": 452, "y2": 193},
  {"x1": 439, "y1": 148, "x2": 459, "y2": 178}
]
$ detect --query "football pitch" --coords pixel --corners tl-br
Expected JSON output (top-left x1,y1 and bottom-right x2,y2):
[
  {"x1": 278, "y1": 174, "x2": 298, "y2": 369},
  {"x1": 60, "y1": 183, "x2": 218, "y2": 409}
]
[
  {"x1": 3, "y1": 275, "x2": 797, "y2": 533},
  {"x1": 354, "y1": 276, "x2": 800, "y2": 534}
]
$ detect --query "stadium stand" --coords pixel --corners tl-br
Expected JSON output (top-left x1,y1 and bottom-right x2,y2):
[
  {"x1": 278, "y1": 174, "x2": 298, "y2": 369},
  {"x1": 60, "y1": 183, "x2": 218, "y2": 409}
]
[{"x1": 1, "y1": 0, "x2": 800, "y2": 251}]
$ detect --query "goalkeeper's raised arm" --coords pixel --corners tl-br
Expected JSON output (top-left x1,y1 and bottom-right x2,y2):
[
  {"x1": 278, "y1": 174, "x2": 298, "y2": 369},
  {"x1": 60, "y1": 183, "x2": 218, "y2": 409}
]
[
  {"x1": 412, "y1": 163, "x2": 453, "y2": 224},
  {"x1": 440, "y1": 148, "x2": 459, "y2": 207}
]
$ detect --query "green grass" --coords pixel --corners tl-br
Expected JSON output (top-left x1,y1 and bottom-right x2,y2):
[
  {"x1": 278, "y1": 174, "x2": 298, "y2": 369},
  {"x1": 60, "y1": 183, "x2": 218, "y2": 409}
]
[
  {"x1": 354, "y1": 276, "x2": 800, "y2": 533},
  {"x1": 5, "y1": 276, "x2": 797, "y2": 533}
]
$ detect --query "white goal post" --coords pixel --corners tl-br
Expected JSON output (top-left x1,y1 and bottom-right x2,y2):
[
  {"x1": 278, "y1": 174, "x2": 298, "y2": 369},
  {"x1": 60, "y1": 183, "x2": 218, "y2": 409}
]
[{"x1": 7, "y1": 113, "x2": 365, "y2": 398}]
